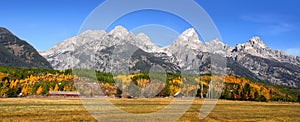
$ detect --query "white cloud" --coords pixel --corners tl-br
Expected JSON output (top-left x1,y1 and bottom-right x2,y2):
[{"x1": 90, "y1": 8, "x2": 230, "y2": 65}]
[
  {"x1": 241, "y1": 14, "x2": 297, "y2": 35},
  {"x1": 267, "y1": 23, "x2": 296, "y2": 34},
  {"x1": 241, "y1": 14, "x2": 286, "y2": 24},
  {"x1": 286, "y1": 48, "x2": 300, "y2": 56}
]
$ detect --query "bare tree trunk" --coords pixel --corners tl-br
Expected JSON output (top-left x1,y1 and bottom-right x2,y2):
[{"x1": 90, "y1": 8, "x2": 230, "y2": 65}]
[{"x1": 200, "y1": 82, "x2": 203, "y2": 99}]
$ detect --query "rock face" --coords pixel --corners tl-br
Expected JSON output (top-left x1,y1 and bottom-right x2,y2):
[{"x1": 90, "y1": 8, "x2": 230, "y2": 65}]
[
  {"x1": 0, "y1": 27, "x2": 52, "y2": 69},
  {"x1": 230, "y1": 37, "x2": 300, "y2": 87},
  {"x1": 233, "y1": 36, "x2": 300, "y2": 65},
  {"x1": 40, "y1": 26, "x2": 300, "y2": 87},
  {"x1": 40, "y1": 26, "x2": 176, "y2": 72}
]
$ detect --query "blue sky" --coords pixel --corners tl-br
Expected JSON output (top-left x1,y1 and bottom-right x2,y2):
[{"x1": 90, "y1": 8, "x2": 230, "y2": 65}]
[{"x1": 1, "y1": 0, "x2": 300, "y2": 56}]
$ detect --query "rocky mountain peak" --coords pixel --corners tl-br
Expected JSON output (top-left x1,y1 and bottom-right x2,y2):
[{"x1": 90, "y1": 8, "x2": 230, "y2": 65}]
[
  {"x1": 206, "y1": 39, "x2": 224, "y2": 45},
  {"x1": 136, "y1": 33, "x2": 150, "y2": 40},
  {"x1": 205, "y1": 39, "x2": 234, "y2": 56},
  {"x1": 178, "y1": 28, "x2": 199, "y2": 42},
  {"x1": 235, "y1": 36, "x2": 268, "y2": 55},
  {"x1": 246, "y1": 36, "x2": 267, "y2": 49},
  {"x1": 165, "y1": 27, "x2": 203, "y2": 53},
  {"x1": 135, "y1": 33, "x2": 152, "y2": 44},
  {"x1": 171, "y1": 27, "x2": 203, "y2": 50},
  {"x1": 182, "y1": 28, "x2": 196, "y2": 36},
  {"x1": 108, "y1": 25, "x2": 129, "y2": 38}
]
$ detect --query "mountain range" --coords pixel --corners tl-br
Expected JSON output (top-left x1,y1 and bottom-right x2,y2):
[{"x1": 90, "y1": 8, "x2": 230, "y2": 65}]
[
  {"x1": 40, "y1": 26, "x2": 300, "y2": 88},
  {"x1": 0, "y1": 27, "x2": 52, "y2": 69}
]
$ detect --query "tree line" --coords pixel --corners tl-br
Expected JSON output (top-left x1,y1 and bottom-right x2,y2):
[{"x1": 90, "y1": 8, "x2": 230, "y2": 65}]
[{"x1": 0, "y1": 66, "x2": 299, "y2": 102}]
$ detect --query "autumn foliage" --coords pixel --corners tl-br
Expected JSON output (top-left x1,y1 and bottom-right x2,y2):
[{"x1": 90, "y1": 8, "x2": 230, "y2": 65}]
[
  {"x1": 0, "y1": 66, "x2": 298, "y2": 102},
  {"x1": 0, "y1": 67, "x2": 76, "y2": 97}
]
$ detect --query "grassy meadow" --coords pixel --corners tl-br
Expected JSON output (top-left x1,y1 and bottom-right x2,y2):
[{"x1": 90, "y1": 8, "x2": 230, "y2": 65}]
[{"x1": 0, "y1": 98, "x2": 300, "y2": 122}]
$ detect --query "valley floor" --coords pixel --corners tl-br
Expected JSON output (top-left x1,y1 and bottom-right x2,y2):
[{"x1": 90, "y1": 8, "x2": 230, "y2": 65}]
[{"x1": 0, "y1": 98, "x2": 299, "y2": 121}]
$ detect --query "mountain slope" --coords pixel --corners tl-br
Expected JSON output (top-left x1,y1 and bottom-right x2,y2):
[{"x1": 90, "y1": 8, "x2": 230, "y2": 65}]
[
  {"x1": 0, "y1": 27, "x2": 52, "y2": 69},
  {"x1": 229, "y1": 37, "x2": 300, "y2": 87}
]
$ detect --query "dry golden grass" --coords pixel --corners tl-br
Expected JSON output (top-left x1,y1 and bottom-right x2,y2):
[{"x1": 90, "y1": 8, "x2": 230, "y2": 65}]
[
  {"x1": 0, "y1": 98, "x2": 299, "y2": 122},
  {"x1": 0, "y1": 98, "x2": 96, "y2": 121}
]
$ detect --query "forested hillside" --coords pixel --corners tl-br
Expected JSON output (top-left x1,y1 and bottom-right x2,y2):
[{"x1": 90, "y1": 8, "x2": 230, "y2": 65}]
[{"x1": 0, "y1": 27, "x2": 52, "y2": 69}]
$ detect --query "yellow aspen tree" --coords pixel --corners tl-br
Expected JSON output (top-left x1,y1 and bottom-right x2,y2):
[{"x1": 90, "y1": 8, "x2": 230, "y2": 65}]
[
  {"x1": 36, "y1": 86, "x2": 43, "y2": 95},
  {"x1": 63, "y1": 86, "x2": 69, "y2": 91},
  {"x1": 0, "y1": 73, "x2": 4, "y2": 79},
  {"x1": 15, "y1": 79, "x2": 19, "y2": 86},
  {"x1": 57, "y1": 77, "x2": 62, "y2": 82},
  {"x1": 0, "y1": 80, "x2": 9, "y2": 96},
  {"x1": 54, "y1": 84, "x2": 59, "y2": 91},
  {"x1": 263, "y1": 88, "x2": 271, "y2": 101},
  {"x1": 10, "y1": 80, "x2": 18, "y2": 89},
  {"x1": 9, "y1": 80, "x2": 15, "y2": 89},
  {"x1": 21, "y1": 86, "x2": 28, "y2": 95},
  {"x1": 49, "y1": 86, "x2": 53, "y2": 91}
]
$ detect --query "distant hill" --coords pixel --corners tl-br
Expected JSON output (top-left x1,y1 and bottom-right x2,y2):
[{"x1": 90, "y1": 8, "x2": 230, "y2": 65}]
[{"x1": 0, "y1": 27, "x2": 52, "y2": 69}]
